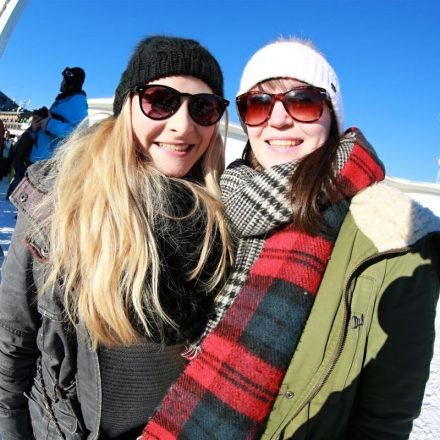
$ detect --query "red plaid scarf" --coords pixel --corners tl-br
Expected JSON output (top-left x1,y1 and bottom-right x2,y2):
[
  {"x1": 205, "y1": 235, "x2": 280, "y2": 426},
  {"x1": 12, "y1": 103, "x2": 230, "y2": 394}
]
[{"x1": 141, "y1": 128, "x2": 385, "y2": 439}]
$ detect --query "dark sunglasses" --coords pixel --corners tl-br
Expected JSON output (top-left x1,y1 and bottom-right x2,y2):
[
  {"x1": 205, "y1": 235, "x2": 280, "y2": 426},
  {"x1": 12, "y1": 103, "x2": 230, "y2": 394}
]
[
  {"x1": 236, "y1": 86, "x2": 329, "y2": 126},
  {"x1": 134, "y1": 84, "x2": 229, "y2": 126}
]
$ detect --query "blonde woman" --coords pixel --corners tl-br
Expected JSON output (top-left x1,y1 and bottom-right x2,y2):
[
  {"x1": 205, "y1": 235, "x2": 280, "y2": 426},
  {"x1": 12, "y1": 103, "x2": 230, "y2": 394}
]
[{"x1": 0, "y1": 36, "x2": 231, "y2": 440}]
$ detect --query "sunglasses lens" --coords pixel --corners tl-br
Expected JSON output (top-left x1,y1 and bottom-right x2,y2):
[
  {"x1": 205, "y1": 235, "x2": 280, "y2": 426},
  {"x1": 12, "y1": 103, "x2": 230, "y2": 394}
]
[
  {"x1": 237, "y1": 93, "x2": 272, "y2": 126},
  {"x1": 189, "y1": 95, "x2": 225, "y2": 126},
  {"x1": 141, "y1": 86, "x2": 180, "y2": 119},
  {"x1": 284, "y1": 89, "x2": 324, "y2": 122}
]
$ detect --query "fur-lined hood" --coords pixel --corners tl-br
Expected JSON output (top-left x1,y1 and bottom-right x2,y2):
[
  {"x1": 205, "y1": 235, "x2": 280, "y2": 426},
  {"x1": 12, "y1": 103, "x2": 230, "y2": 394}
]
[{"x1": 350, "y1": 182, "x2": 440, "y2": 253}]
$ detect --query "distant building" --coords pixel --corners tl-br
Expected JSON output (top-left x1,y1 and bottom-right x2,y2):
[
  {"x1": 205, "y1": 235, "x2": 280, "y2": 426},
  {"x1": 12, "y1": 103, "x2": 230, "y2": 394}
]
[
  {"x1": 0, "y1": 90, "x2": 18, "y2": 111},
  {"x1": 1, "y1": 0, "x2": 30, "y2": 138},
  {"x1": 0, "y1": 90, "x2": 29, "y2": 138}
]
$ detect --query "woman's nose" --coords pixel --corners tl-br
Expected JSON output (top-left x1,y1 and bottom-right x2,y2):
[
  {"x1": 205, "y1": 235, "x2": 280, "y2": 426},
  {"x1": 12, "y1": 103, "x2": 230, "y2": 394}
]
[
  {"x1": 268, "y1": 100, "x2": 294, "y2": 128},
  {"x1": 167, "y1": 100, "x2": 195, "y2": 133}
]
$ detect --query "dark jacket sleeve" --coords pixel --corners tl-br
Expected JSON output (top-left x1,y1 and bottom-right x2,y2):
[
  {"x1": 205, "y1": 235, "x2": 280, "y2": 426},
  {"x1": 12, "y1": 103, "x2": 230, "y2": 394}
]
[
  {"x1": 348, "y1": 236, "x2": 440, "y2": 439},
  {"x1": 0, "y1": 213, "x2": 40, "y2": 439}
]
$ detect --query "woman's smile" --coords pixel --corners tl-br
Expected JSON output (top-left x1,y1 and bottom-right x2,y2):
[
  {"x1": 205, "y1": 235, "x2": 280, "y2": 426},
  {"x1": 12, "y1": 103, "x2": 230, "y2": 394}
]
[
  {"x1": 266, "y1": 138, "x2": 303, "y2": 147},
  {"x1": 154, "y1": 142, "x2": 194, "y2": 153}
]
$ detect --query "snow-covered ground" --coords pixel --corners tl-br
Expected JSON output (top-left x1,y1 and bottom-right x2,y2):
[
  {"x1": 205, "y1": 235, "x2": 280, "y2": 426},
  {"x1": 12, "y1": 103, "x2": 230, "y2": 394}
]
[
  {"x1": 0, "y1": 175, "x2": 438, "y2": 438},
  {"x1": 0, "y1": 177, "x2": 16, "y2": 262}
]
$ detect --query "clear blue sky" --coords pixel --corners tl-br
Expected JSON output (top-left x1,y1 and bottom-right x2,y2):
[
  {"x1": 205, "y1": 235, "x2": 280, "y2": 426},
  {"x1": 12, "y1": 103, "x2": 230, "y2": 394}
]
[{"x1": 1, "y1": 0, "x2": 440, "y2": 182}]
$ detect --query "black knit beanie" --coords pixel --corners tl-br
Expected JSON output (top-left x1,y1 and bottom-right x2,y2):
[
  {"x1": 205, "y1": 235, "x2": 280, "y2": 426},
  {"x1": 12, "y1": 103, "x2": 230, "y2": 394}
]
[
  {"x1": 113, "y1": 35, "x2": 224, "y2": 116},
  {"x1": 62, "y1": 67, "x2": 85, "y2": 90}
]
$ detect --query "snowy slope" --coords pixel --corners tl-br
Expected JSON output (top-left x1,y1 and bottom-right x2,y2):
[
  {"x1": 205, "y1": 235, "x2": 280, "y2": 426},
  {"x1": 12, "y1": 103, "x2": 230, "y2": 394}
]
[
  {"x1": 0, "y1": 176, "x2": 438, "y2": 438},
  {"x1": 411, "y1": 308, "x2": 440, "y2": 439},
  {"x1": 0, "y1": 177, "x2": 16, "y2": 263}
]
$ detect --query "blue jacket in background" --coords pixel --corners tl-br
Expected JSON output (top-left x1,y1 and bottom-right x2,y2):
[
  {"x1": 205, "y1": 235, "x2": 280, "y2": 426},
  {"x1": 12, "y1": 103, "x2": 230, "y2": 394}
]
[{"x1": 30, "y1": 92, "x2": 88, "y2": 162}]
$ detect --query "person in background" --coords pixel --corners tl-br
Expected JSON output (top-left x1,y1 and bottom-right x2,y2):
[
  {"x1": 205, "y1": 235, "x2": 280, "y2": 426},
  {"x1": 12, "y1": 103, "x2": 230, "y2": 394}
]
[
  {"x1": 0, "y1": 130, "x2": 12, "y2": 179},
  {"x1": 29, "y1": 66, "x2": 88, "y2": 162},
  {"x1": 0, "y1": 119, "x2": 4, "y2": 160},
  {"x1": 5, "y1": 128, "x2": 33, "y2": 199},
  {"x1": 0, "y1": 35, "x2": 232, "y2": 440},
  {"x1": 141, "y1": 38, "x2": 440, "y2": 440}
]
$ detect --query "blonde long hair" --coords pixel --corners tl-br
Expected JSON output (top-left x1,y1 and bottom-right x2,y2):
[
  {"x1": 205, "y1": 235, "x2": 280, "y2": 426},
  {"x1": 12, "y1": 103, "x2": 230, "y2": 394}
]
[{"x1": 41, "y1": 97, "x2": 232, "y2": 349}]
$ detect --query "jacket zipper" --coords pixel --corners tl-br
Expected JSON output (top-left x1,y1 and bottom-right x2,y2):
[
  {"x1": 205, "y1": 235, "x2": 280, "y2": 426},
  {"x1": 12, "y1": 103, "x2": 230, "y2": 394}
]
[
  {"x1": 36, "y1": 358, "x2": 66, "y2": 440},
  {"x1": 74, "y1": 321, "x2": 102, "y2": 440},
  {"x1": 87, "y1": 332, "x2": 102, "y2": 440}
]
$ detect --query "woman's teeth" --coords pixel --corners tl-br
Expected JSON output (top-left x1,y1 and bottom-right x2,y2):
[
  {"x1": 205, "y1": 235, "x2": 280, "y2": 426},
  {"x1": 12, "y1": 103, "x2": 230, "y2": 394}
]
[
  {"x1": 157, "y1": 142, "x2": 190, "y2": 151},
  {"x1": 267, "y1": 140, "x2": 302, "y2": 147}
]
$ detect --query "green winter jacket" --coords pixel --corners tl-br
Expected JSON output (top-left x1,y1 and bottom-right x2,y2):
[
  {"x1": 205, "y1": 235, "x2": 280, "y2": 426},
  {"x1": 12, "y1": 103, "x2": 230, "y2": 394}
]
[{"x1": 262, "y1": 183, "x2": 440, "y2": 440}]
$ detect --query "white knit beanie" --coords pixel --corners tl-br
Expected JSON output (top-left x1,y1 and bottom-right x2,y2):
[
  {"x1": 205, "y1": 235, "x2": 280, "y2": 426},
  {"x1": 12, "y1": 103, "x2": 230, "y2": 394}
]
[{"x1": 238, "y1": 40, "x2": 344, "y2": 133}]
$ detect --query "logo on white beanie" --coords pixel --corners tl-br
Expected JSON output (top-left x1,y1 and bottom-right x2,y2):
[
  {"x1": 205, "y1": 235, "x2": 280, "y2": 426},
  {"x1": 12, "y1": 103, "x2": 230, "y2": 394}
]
[{"x1": 238, "y1": 40, "x2": 344, "y2": 133}]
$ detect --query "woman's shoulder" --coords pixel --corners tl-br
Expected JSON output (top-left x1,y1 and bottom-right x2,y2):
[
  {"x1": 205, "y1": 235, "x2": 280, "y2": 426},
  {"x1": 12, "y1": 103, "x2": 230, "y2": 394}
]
[
  {"x1": 10, "y1": 160, "x2": 55, "y2": 227},
  {"x1": 349, "y1": 182, "x2": 440, "y2": 253},
  {"x1": 26, "y1": 160, "x2": 56, "y2": 192}
]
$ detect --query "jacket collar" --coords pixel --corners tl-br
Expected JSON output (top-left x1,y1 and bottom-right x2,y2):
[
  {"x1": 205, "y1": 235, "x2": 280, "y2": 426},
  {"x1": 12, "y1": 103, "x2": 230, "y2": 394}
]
[
  {"x1": 26, "y1": 160, "x2": 55, "y2": 194},
  {"x1": 350, "y1": 182, "x2": 440, "y2": 253},
  {"x1": 54, "y1": 89, "x2": 86, "y2": 101}
]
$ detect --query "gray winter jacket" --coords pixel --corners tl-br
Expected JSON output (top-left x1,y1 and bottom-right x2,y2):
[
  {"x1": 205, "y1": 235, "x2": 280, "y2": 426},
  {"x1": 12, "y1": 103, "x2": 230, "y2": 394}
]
[
  {"x1": 0, "y1": 162, "x2": 221, "y2": 439},
  {"x1": 0, "y1": 164, "x2": 101, "y2": 439}
]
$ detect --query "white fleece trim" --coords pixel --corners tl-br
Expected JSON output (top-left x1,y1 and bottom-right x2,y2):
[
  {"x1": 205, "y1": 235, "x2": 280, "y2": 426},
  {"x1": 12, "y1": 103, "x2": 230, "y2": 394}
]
[{"x1": 350, "y1": 183, "x2": 440, "y2": 252}]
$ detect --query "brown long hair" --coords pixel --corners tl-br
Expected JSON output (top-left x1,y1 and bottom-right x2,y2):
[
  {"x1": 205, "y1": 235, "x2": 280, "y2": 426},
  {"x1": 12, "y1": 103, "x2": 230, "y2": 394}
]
[{"x1": 242, "y1": 79, "x2": 341, "y2": 235}]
